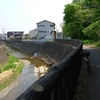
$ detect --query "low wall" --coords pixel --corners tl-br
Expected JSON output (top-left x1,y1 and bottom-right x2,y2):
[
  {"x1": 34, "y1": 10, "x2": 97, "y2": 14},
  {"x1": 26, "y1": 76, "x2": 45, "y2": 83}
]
[{"x1": 4, "y1": 39, "x2": 83, "y2": 100}]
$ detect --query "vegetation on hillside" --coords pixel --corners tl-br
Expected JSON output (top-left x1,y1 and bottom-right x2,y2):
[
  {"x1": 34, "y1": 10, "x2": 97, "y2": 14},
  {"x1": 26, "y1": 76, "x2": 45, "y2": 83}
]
[
  {"x1": 62, "y1": 0, "x2": 100, "y2": 45},
  {"x1": 0, "y1": 61, "x2": 24, "y2": 91},
  {"x1": 0, "y1": 55, "x2": 19, "y2": 72},
  {"x1": 62, "y1": 0, "x2": 100, "y2": 99},
  {"x1": 0, "y1": 54, "x2": 24, "y2": 91}
]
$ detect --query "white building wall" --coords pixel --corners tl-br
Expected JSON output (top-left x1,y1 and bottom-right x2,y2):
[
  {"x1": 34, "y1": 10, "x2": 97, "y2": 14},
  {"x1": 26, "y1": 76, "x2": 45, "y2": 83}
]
[
  {"x1": 37, "y1": 21, "x2": 55, "y2": 38},
  {"x1": 29, "y1": 29, "x2": 37, "y2": 39}
]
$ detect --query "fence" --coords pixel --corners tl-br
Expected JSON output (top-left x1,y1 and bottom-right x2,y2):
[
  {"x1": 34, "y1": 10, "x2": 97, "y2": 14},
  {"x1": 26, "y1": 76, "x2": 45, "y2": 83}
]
[{"x1": 5, "y1": 39, "x2": 82, "y2": 100}]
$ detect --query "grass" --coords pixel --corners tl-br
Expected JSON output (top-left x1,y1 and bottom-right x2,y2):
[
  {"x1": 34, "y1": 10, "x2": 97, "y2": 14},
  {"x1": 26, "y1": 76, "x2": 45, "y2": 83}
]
[
  {"x1": 12, "y1": 61, "x2": 24, "y2": 79},
  {"x1": 0, "y1": 53, "x2": 24, "y2": 91},
  {"x1": 0, "y1": 61, "x2": 24, "y2": 91},
  {"x1": 4, "y1": 47, "x2": 6, "y2": 51},
  {"x1": 83, "y1": 40, "x2": 97, "y2": 45},
  {"x1": 1, "y1": 55, "x2": 19, "y2": 72},
  {"x1": 83, "y1": 40, "x2": 100, "y2": 47},
  {"x1": 6, "y1": 52, "x2": 9, "y2": 56},
  {"x1": 95, "y1": 40, "x2": 100, "y2": 47},
  {"x1": 0, "y1": 81, "x2": 11, "y2": 91}
]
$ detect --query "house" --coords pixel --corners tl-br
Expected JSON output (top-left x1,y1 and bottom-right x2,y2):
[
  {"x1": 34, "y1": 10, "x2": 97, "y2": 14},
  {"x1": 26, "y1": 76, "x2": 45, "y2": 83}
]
[
  {"x1": 7, "y1": 31, "x2": 24, "y2": 40},
  {"x1": 29, "y1": 29, "x2": 37, "y2": 39},
  {"x1": 36, "y1": 20, "x2": 55, "y2": 41}
]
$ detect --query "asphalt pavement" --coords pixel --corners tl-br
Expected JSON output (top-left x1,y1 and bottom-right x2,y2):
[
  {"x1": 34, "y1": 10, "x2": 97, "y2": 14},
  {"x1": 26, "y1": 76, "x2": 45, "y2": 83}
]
[{"x1": 83, "y1": 46, "x2": 100, "y2": 100}]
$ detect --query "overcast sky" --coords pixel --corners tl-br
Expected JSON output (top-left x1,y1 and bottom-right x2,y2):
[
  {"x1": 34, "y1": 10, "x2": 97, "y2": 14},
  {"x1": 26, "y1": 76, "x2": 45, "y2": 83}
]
[{"x1": 0, "y1": 0, "x2": 72, "y2": 34}]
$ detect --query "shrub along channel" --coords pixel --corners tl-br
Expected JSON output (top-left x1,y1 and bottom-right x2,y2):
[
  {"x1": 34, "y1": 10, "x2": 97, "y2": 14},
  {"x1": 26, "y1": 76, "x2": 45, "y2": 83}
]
[{"x1": 0, "y1": 54, "x2": 24, "y2": 91}]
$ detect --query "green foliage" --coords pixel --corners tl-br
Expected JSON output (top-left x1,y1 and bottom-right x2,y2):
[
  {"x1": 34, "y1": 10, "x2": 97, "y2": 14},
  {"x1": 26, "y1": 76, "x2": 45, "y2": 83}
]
[
  {"x1": 12, "y1": 61, "x2": 24, "y2": 79},
  {"x1": 83, "y1": 39, "x2": 94, "y2": 44},
  {"x1": 9, "y1": 55, "x2": 19, "y2": 62},
  {"x1": 3, "y1": 63, "x2": 16, "y2": 71},
  {"x1": 64, "y1": 4, "x2": 81, "y2": 25},
  {"x1": 62, "y1": 23, "x2": 68, "y2": 37},
  {"x1": 63, "y1": 4, "x2": 82, "y2": 38},
  {"x1": 83, "y1": 20, "x2": 100, "y2": 40},
  {"x1": 83, "y1": 39, "x2": 100, "y2": 47},
  {"x1": 0, "y1": 81, "x2": 11, "y2": 91},
  {"x1": 96, "y1": 41, "x2": 100, "y2": 47},
  {"x1": 0, "y1": 68, "x2": 1, "y2": 73},
  {"x1": 63, "y1": 0, "x2": 100, "y2": 40},
  {"x1": 2, "y1": 55, "x2": 19, "y2": 71},
  {"x1": 6, "y1": 52, "x2": 9, "y2": 56},
  {"x1": 4, "y1": 47, "x2": 6, "y2": 51},
  {"x1": 0, "y1": 61, "x2": 24, "y2": 91},
  {"x1": 72, "y1": 0, "x2": 85, "y2": 4},
  {"x1": 24, "y1": 35, "x2": 30, "y2": 40}
]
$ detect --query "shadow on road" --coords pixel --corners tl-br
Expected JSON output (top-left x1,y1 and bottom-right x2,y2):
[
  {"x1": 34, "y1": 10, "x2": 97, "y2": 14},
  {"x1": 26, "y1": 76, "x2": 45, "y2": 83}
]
[{"x1": 74, "y1": 46, "x2": 100, "y2": 100}]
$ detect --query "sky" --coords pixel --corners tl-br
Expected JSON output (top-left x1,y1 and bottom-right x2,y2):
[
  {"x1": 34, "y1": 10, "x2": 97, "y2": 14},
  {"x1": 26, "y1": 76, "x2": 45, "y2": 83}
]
[{"x1": 0, "y1": 0, "x2": 72, "y2": 34}]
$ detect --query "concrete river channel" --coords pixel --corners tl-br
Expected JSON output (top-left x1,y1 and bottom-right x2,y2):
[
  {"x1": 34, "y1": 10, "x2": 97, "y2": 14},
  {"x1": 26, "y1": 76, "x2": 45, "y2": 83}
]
[{"x1": 0, "y1": 47, "x2": 50, "y2": 100}]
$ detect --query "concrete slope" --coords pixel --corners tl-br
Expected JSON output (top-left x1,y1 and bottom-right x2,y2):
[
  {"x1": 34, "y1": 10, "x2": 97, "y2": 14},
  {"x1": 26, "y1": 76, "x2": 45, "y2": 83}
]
[{"x1": 0, "y1": 43, "x2": 9, "y2": 68}]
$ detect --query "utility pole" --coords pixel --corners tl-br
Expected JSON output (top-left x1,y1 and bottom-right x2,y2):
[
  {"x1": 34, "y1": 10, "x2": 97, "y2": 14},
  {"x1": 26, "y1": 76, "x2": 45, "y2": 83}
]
[{"x1": 2, "y1": 28, "x2": 4, "y2": 39}]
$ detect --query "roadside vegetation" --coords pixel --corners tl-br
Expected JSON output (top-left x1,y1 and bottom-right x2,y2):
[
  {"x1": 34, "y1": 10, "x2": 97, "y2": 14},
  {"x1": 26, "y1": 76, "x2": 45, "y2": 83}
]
[
  {"x1": 83, "y1": 40, "x2": 100, "y2": 47},
  {"x1": 0, "y1": 54, "x2": 24, "y2": 91},
  {"x1": 1, "y1": 55, "x2": 19, "y2": 72},
  {"x1": 61, "y1": 0, "x2": 100, "y2": 99},
  {"x1": 61, "y1": 0, "x2": 100, "y2": 47}
]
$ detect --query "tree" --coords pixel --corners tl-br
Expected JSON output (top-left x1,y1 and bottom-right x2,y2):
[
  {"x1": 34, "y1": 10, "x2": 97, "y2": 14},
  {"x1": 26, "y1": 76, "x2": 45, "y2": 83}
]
[
  {"x1": 60, "y1": 22, "x2": 68, "y2": 37},
  {"x1": 63, "y1": 0, "x2": 100, "y2": 40},
  {"x1": 63, "y1": 4, "x2": 82, "y2": 38},
  {"x1": 72, "y1": 0, "x2": 85, "y2": 4},
  {"x1": 83, "y1": 19, "x2": 100, "y2": 40},
  {"x1": 82, "y1": 0, "x2": 100, "y2": 40}
]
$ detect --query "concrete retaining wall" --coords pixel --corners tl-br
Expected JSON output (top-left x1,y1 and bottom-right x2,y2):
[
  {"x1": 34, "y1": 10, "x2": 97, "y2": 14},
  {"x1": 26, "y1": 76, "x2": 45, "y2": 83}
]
[
  {"x1": 0, "y1": 42, "x2": 9, "y2": 68},
  {"x1": 5, "y1": 39, "x2": 82, "y2": 63}
]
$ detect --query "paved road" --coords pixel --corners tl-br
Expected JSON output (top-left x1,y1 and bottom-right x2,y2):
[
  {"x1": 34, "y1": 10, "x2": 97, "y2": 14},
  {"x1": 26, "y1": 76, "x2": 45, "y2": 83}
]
[{"x1": 83, "y1": 46, "x2": 100, "y2": 100}]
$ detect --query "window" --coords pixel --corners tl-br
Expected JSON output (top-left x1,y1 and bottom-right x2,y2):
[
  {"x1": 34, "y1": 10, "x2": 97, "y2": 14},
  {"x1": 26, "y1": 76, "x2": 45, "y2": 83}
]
[
  {"x1": 41, "y1": 25, "x2": 44, "y2": 27},
  {"x1": 50, "y1": 25, "x2": 54, "y2": 27},
  {"x1": 38, "y1": 25, "x2": 45, "y2": 27},
  {"x1": 39, "y1": 31, "x2": 46, "y2": 33}
]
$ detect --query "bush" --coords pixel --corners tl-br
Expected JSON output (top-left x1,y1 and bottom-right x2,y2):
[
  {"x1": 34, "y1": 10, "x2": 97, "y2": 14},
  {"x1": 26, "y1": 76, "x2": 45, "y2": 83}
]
[
  {"x1": 3, "y1": 63, "x2": 16, "y2": 71},
  {"x1": 0, "y1": 68, "x2": 2, "y2": 73},
  {"x1": 4, "y1": 47, "x2": 6, "y2": 51},
  {"x1": 6, "y1": 52, "x2": 9, "y2": 56},
  {"x1": 2, "y1": 55, "x2": 19, "y2": 72},
  {"x1": 9, "y1": 55, "x2": 19, "y2": 62}
]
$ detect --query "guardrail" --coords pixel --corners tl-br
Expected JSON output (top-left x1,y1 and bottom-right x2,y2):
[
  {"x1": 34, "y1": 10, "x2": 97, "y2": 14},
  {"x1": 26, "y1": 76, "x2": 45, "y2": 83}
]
[{"x1": 4, "y1": 39, "x2": 82, "y2": 100}]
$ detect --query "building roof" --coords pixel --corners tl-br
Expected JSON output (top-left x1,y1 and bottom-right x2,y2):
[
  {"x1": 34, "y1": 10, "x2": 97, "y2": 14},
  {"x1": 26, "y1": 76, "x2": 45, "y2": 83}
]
[
  {"x1": 29, "y1": 28, "x2": 37, "y2": 33},
  {"x1": 36, "y1": 20, "x2": 55, "y2": 25},
  {"x1": 7, "y1": 31, "x2": 24, "y2": 33}
]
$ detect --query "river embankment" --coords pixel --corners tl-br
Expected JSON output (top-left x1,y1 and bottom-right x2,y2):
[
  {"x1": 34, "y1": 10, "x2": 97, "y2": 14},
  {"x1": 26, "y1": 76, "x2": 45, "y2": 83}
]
[{"x1": 0, "y1": 48, "x2": 51, "y2": 100}]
